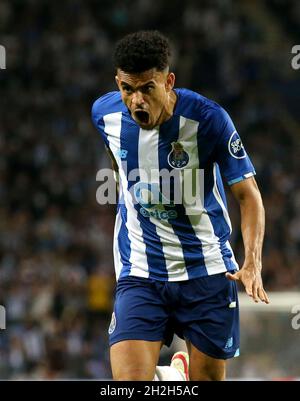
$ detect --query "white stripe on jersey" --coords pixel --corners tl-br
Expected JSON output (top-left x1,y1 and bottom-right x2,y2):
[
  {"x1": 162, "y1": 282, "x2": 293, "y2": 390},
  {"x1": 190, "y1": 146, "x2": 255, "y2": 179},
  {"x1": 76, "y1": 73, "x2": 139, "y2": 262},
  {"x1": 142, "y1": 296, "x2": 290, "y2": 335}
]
[
  {"x1": 113, "y1": 208, "x2": 122, "y2": 280},
  {"x1": 212, "y1": 163, "x2": 232, "y2": 233},
  {"x1": 103, "y1": 112, "x2": 149, "y2": 278},
  {"x1": 113, "y1": 149, "x2": 123, "y2": 280},
  {"x1": 226, "y1": 240, "x2": 239, "y2": 271},
  {"x1": 212, "y1": 163, "x2": 239, "y2": 271},
  {"x1": 179, "y1": 116, "x2": 228, "y2": 276},
  {"x1": 138, "y1": 128, "x2": 188, "y2": 281}
]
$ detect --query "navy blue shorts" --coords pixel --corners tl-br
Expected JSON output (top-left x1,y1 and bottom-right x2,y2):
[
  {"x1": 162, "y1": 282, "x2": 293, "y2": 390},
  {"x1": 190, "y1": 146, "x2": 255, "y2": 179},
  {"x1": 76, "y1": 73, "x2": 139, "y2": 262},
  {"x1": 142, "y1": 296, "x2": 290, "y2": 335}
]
[{"x1": 108, "y1": 273, "x2": 240, "y2": 359}]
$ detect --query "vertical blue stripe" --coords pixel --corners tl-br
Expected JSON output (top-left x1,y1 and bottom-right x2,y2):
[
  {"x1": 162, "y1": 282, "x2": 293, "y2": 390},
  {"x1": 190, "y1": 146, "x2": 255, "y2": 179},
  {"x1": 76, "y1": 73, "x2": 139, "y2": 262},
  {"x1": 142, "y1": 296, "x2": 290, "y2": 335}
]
[
  {"x1": 118, "y1": 196, "x2": 132, "y2": 279},
  {"x1": 97, "y1": 116, "x2": 110, "y2": 147},
  {"x1": 120, "y1": 114, "x2": 168, "y2": 279},
  {"x1": 158, "y1": 116, "x2": 206, "y2": 278},
  {"x1": 215, "y1": 165, "x2": 228, "y2": 210},
  {"x1": 215, "y1": 165, "x2": 237, "y2": 271},
  {"x1": 104, "y1": 120, "x2": 132, "y2": 278},
  {"x1": 203, "y1": 163, "x2": 234, "y2": 270},
  {"x1": 204, "y1": 166, "x2": 230, "y2": 242}
]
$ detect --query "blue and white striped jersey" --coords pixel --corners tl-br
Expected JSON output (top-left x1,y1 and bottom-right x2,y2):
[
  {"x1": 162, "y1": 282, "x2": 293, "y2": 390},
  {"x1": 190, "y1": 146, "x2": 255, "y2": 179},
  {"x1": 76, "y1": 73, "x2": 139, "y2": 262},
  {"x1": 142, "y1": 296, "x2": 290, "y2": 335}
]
[{"x1": 92, "y1": 88, "x2": 255, "y2": 281}]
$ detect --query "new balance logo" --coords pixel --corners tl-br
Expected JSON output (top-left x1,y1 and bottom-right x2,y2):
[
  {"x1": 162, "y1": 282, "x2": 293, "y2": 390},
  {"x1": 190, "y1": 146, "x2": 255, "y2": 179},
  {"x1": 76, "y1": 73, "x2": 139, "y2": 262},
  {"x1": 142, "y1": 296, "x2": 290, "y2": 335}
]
[
  {"x1": 116, "y1": 149, "x2": 128, "y2": 159},
  {"x1": 225, "y1": 337, "x2": 233, "y2": 349}
]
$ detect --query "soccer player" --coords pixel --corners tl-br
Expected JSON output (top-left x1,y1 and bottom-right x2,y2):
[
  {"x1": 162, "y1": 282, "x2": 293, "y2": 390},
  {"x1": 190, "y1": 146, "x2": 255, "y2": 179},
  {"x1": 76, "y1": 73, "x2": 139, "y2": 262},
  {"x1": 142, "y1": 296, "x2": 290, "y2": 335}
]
[{"x1": 91, "y1": 30, "x2": 269, "y2": 381}]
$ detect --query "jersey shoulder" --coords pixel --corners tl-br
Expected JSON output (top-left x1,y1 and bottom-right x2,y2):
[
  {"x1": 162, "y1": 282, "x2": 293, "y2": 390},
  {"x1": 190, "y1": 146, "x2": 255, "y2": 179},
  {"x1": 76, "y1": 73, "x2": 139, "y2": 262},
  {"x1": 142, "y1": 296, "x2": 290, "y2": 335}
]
[
  {"x1": 175, "y1": 88, "x2": 227, "y2": 123},
  {"x1": 91, "y1": 91, "x2": 127, "y2": 124},
  {"x1": 175, "y1": 88, "x2": 233, "y2": 138}
]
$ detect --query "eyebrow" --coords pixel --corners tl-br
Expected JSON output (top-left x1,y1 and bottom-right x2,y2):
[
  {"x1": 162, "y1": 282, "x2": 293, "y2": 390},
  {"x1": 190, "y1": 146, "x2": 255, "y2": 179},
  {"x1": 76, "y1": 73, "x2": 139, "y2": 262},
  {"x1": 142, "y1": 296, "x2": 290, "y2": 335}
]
[{"x1": 120, "y1": 81, "x2": 156, "y2": 90}]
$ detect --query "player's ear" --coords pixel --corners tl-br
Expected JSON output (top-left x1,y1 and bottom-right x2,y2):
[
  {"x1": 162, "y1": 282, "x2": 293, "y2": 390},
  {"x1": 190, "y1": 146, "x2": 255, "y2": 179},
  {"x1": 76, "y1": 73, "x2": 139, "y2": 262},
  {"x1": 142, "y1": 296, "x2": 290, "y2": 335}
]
[
  {"x1": 115, "y1": 75, "x2": 120, "y2": 88},
  {"x1": 165, "y1": 72, "x2": 175, "y2": 92}
]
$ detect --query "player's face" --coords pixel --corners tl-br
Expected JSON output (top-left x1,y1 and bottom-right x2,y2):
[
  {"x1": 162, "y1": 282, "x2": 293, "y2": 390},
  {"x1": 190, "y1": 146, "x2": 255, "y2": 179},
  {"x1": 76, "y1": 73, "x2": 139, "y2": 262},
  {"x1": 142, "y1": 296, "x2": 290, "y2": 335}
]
[{"x1": 116, "y1": 68, "x2": 175, "y2": 130}]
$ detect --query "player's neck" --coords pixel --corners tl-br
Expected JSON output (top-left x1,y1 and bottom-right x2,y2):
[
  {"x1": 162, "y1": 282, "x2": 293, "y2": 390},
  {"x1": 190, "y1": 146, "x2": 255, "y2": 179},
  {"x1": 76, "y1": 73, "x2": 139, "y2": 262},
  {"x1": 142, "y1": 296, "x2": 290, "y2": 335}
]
[{"x1": 156, "y1": 90, "x2": 177, "y2": 127}]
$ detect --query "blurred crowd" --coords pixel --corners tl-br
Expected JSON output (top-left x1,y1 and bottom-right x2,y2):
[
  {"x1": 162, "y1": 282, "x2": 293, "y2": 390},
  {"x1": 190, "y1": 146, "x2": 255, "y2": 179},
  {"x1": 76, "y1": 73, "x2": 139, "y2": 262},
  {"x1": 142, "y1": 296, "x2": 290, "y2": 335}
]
[{"x1": 0, "y1": 0, "x2": 299, "y2": 379}]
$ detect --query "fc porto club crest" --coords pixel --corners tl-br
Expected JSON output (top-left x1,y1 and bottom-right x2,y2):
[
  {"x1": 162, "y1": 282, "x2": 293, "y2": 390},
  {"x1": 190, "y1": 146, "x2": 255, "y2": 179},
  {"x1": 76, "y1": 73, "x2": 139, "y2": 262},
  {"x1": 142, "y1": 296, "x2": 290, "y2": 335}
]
[{"x1": 167, "y1": 142, "x2": 189, "y2": 169}]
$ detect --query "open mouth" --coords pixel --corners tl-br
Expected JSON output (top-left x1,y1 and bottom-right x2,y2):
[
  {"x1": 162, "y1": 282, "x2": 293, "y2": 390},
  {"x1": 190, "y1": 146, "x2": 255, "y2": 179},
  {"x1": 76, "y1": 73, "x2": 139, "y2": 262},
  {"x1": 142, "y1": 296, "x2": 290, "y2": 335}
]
[{"x1": 134, "y1": 110, "x2": 150, "y2": 125}]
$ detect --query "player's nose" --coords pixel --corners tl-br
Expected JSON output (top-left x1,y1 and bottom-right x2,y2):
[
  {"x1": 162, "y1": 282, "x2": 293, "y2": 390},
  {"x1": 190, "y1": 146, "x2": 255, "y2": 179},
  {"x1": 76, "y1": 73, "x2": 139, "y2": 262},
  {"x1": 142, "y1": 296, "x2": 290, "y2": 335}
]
[{"x1": 132, "y1": 91, "x2": 145, "y2": 107}]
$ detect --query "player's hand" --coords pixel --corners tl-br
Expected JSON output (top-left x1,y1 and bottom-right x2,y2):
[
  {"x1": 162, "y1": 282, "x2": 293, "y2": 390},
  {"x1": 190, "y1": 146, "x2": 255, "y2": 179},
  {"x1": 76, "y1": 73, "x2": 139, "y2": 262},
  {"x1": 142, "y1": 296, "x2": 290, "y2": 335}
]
[{"x1": 225, "y1": 266, "x2": 270, "y2": 304}]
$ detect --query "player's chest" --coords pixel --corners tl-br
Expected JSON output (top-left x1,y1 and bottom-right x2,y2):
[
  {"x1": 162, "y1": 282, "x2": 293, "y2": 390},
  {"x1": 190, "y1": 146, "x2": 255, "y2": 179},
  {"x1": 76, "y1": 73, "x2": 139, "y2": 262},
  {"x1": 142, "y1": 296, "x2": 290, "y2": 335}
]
[{"x1": 106, "y1": 124, "x2": 209, "y2": 173}]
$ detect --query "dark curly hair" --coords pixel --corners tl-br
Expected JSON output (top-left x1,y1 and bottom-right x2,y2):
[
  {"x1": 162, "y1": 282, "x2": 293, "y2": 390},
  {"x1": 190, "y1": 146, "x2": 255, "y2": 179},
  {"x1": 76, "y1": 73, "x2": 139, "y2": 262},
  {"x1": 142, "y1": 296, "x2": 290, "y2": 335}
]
[{"x1": 114, "y1": 30, "x2": 171, "y2": 73}]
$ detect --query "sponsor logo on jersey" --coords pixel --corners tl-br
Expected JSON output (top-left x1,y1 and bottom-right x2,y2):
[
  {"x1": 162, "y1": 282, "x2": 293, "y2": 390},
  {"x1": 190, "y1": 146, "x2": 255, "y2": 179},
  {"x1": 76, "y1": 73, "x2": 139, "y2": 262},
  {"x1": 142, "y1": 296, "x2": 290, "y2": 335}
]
[
  {"x1": 133, "y1": 182, "x2": 178, "y2": 220},
  {"x1": 168, "y1": 142, "x2": 189, "y2": 169}
]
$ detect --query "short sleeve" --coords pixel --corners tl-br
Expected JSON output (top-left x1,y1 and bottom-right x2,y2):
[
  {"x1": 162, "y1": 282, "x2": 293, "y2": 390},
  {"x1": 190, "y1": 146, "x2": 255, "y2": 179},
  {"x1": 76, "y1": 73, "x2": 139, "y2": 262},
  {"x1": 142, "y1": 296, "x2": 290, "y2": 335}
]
[
  {"x1": 91, "y1": 97, "x2": 110, "y2": 147},
  {"x1": 213, "y1": 107, "x2": 256, "y2": 185}
]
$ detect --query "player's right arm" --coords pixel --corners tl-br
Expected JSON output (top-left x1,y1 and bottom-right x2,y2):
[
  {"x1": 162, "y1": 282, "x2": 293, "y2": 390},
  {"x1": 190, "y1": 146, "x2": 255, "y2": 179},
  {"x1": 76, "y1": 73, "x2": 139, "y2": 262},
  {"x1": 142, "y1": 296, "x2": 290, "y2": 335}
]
[
  {"x1": 227, "y1": 177, "x2": 269, "y2": 304},
  {"x1": 212, "y1": 105, "x2": 269, "y2": 304}
]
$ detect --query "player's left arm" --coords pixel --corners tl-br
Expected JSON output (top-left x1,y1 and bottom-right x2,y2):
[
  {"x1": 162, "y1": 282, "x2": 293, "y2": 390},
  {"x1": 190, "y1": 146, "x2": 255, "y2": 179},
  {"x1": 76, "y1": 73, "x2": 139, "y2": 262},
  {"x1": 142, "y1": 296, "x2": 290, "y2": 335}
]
[{"x1": 227, "y1": 177, "x2": 270, "y2": 304}]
